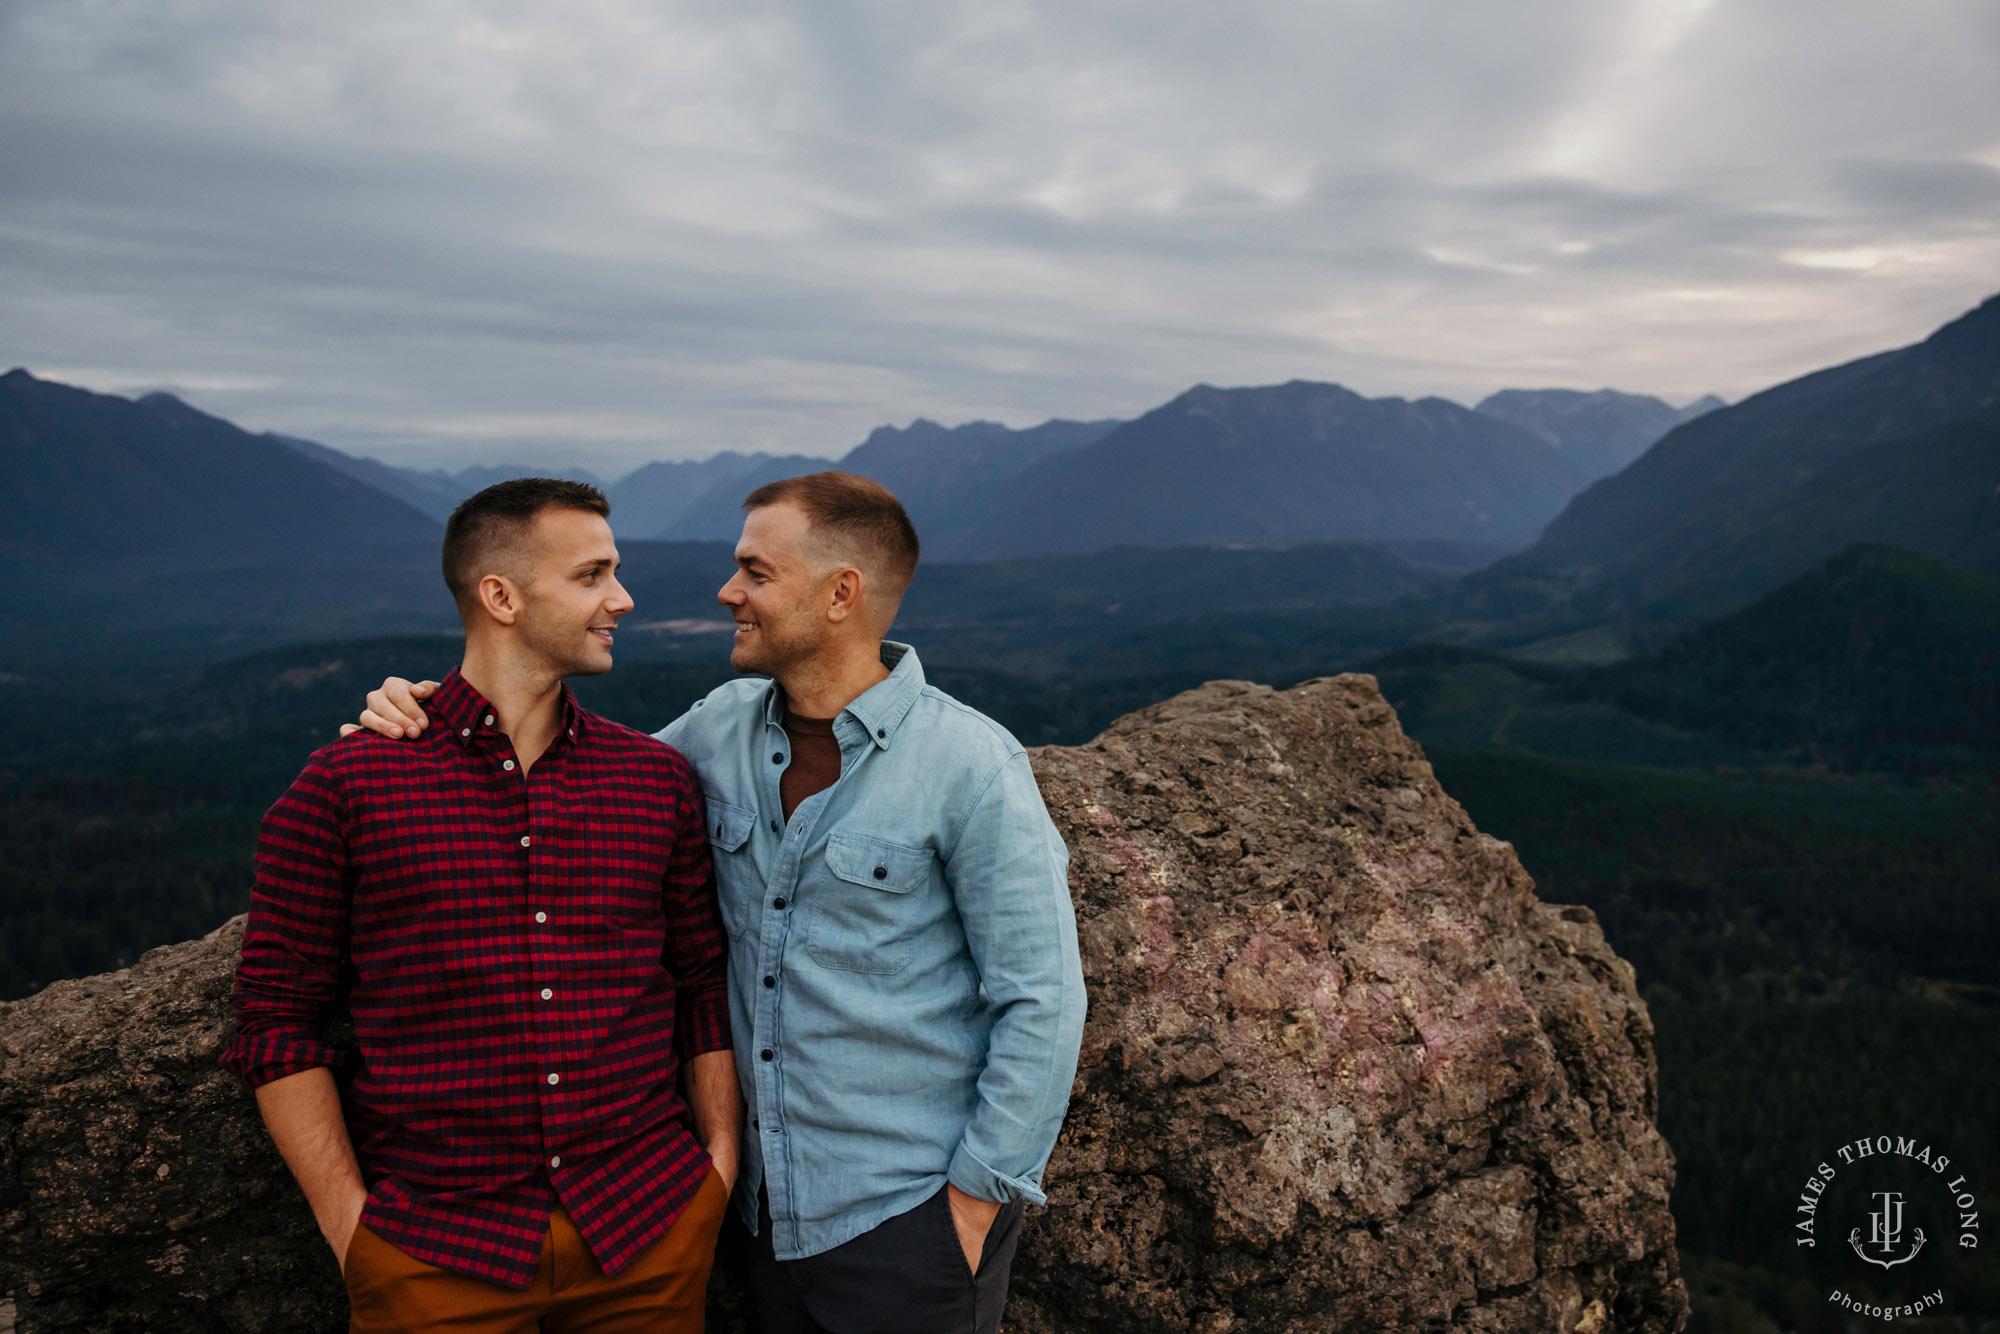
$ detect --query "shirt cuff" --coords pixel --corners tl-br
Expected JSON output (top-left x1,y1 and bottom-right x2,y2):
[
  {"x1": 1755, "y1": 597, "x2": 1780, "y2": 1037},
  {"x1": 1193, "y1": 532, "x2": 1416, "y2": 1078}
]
[
  {"x1": 675, "y1": 981, "x2": 733, "y2": 1061},
  {"x1": 218, "y1": 1032, "x2": 348, "y2": 1089},
  {"x1": 947, "y1": 1143, "x2": 1048, "y2": 1207}
]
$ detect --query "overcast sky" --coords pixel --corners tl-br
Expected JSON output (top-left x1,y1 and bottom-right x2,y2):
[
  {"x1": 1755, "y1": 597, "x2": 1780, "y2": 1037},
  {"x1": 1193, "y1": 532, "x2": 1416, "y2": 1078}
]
[{"x1": 3, "y1": 0, "x2": 1997, "y2": 475}]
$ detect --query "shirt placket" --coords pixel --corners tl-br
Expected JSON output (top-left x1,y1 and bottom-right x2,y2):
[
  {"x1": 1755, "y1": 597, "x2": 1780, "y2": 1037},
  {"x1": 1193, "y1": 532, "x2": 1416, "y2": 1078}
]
[
  {"x1": 750, "y1": 710, "x2": 869, "y2": 1255},
  {"x1": 475, "y1": 710, "x2": 571, "y2": 1181},
  {"x1": 531, "y1": 732, "x2": 576, "y2": 1180}
]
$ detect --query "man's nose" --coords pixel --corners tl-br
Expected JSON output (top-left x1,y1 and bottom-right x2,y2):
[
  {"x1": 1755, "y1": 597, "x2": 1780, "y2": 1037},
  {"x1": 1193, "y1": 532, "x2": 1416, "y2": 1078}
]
[
  {"x1": 717, "y1": 578, "x2": 744, "y2": 606},
  {"x1": 605, "y1": 578, "x2": 634, "y2": 615}
]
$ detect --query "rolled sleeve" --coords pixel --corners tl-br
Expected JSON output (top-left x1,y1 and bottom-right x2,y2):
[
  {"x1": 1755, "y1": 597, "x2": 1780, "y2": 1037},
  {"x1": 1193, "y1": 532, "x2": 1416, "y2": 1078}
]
[
  {"x1": 219, "y1": 751, "x2": 355, "y2": 1088},
  {"x1": 941, "y1": 751, "x2": 1087, "y2": 1204},
  {"x1": 661, "y1": 771, "x2": 732, "y2": 1061},
  {"x1": 948, "y1": 1142, "x2": 1050, "y2": 1208}
]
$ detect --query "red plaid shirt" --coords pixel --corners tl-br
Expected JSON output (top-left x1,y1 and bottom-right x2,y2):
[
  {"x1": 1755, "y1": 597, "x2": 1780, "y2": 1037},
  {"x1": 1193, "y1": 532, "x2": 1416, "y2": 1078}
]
[{"x1": 221, "y1": 668, "x2": 731, "y2": 1288}]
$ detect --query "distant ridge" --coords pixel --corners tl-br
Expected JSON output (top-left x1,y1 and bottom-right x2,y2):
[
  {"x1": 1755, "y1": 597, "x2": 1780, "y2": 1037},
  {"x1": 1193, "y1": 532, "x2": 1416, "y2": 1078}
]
[
  {"x1": 0, "y1": 371, "x2": 457, "y2": 656},
  {"x1": 1472, "y1": 388, "x2": 1722, "y2": 485},
  {"x1": 942, "y1": 381, "x2": 1589, "y2": 560},
  {"x1": 637, "y1": 417, "x2": 1120, "y2": 542},
  {"x1": 274, "y1": 433, "x2": 465, "y2": 520},
  {"x1": 642, "y1": 452, "x2": 851, "y2": 540},
  {"x1": 243, "y1": 383, "x2": 1713, "y2": 559},
  {"x1": 1431, "y1": 292, "x2": 2000, "y2": 648},
  {"x1": 612, "y1": 453, "x2": 793, "y2": 537},
  {"x1": 250, "y1": 379, "x2": 1714, "y2": 560},
  {"x1": 271, "y1": 444, "x2": 630, "y2": 523},
  {"x1": 1, "y1": 370, "x2": 439, "y2": 567},
  {"x1": 829, "y1": 416, "x2": 1118, "y2": 547},
  {"x1": 20, "y1": 287, "x2": 1988, "y2": 672}
]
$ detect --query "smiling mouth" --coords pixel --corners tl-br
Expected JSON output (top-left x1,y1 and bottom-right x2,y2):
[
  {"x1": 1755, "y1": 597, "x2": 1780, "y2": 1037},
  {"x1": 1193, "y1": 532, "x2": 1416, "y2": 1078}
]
[
  {"x1": 588, "y1": 627, "x2": 615, "y2": 645},
  {"x1": 734, "y1": 621, "x2": 758, "y2": 635}
]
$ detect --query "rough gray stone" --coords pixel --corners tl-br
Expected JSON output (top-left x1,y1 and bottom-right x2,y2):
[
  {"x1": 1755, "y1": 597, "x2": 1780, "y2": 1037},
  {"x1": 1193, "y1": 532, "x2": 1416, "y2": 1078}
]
[
  {"x1": 0, "y1": 675, "x2": 1685, "y2": 1332},
  {"x1": 0, "y1": 914, "x2": 333, "y2": 1333},
  {"x1": 1009, "y1": 676, "x2": 1683, "y2": 1333}
]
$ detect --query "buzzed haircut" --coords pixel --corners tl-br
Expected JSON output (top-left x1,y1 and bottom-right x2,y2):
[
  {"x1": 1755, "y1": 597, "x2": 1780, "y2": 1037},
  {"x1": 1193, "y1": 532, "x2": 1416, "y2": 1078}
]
[
  {"x1": 442, "y1": 478, "x2": 611, "y2": 615},
  {"x1": 743, "y1": 470, "x2": 921, "y2": 596}
]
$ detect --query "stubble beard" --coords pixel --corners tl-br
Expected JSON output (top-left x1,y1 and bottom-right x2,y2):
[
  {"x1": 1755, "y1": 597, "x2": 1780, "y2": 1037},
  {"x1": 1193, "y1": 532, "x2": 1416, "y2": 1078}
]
[
  {"x1": 521, "y1": 607, "x2": 613, "y2": 681},
  {"x1": 734, "y1": 605, "x2": 824, "y2": 681}
]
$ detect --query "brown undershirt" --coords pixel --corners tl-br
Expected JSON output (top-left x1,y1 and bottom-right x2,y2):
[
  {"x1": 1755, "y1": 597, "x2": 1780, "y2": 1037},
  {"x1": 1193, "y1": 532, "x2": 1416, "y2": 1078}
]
[{"x1": 779, "y1": 709, "x2": 843, "y2": 822}]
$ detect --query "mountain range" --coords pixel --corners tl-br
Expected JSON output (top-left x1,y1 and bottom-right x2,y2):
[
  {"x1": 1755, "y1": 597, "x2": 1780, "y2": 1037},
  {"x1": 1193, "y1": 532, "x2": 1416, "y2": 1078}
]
[
  {"x1": 7, "y1": 289, "x2": 1998, "y2": 675},
  {"x1": 271, "y1": 385, "x2": 1713, "y2": 550},
  {"x1": 934, "y1": 383, "x2": 1720, "y2": 560},
  {"x1": 1, "y1": 363, "x2": 1715, "y2": 649}
]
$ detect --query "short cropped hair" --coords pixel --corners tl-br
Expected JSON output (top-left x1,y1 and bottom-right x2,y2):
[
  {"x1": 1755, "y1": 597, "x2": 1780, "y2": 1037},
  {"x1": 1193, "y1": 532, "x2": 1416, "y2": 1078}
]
[
  {"x1": 442, "y1": 478, "x2": 610, "y2": 614},
  {"x1": 743, "y1": 470, "x2": 920, "y2": 597}
]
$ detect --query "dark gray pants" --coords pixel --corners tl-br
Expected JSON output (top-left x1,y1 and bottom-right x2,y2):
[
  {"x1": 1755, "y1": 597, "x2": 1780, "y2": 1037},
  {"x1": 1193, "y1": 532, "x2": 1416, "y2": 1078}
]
[{"x1": 748, "y1": 1187, "x2": 1024, "y2": 1334}]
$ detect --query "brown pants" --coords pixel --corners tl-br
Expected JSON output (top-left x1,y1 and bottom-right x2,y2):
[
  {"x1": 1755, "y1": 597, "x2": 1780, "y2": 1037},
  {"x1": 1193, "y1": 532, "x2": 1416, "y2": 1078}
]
[{"x1": 346, "y1": 1169, "x2": 728, "y2": 1333}]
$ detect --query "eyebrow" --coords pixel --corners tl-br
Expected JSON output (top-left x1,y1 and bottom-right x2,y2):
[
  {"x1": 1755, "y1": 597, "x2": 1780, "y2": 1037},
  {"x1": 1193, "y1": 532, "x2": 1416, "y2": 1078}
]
[
  {"x1": 736, "y1": 553, "x2": 774, "y2": 574},
  {"x1": 573, "y1": 557, "x2": 620, "y2": 573}
]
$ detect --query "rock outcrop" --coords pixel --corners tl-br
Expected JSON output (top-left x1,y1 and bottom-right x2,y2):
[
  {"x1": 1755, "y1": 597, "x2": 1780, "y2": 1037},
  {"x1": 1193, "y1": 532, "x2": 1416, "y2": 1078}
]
[
  {"x1": 1010, "y1": 677, "x2": 1682, "y2": 1333},
  {"x1": 0, "y1": 675, "x2": 1685, "y2": 1333}
]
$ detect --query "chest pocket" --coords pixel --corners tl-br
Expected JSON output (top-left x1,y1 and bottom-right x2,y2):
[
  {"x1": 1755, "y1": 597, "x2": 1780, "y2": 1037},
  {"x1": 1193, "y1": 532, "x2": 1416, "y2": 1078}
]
[
  {"x1": 804, "y1": 832, "x2": 935, "y2": 975},
  {"x1": 704, "y1": 795, "x2": 758, "y2": 939}
]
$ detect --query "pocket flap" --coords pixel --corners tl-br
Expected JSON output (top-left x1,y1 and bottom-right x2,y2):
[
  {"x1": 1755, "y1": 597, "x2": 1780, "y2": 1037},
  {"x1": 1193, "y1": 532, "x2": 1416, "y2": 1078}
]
[
  {"x1": 706, "y1": 796, "x2": 754, "y2": 853},
  {"x1": 824, "y1": 831, "x2": 932, "y2": 893}
]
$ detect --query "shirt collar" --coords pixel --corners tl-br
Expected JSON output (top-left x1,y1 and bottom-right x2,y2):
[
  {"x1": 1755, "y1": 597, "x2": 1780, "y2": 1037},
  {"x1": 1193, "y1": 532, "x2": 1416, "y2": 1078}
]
[
  {"x1": 429, "y1": 666, "x2": 587, "y2": 748},
  {"x1": 759, "y1": 640, "x2": 925, "y2": 751}
]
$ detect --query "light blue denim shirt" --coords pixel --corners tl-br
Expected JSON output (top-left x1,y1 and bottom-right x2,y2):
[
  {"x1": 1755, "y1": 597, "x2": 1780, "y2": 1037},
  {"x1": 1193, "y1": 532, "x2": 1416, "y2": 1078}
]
[{"x1": 655, "y1": 641, "x2": 1086, "y2": 1261}]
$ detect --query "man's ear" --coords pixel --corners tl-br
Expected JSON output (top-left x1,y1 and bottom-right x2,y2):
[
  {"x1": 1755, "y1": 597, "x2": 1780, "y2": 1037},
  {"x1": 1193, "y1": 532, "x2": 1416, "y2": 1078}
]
[
  {"x1": 476, "y1": 573, "x2": 522, "y2": 626},
  {"x1": 824, "y1": 566, "x2": 866, "y2": 625}
]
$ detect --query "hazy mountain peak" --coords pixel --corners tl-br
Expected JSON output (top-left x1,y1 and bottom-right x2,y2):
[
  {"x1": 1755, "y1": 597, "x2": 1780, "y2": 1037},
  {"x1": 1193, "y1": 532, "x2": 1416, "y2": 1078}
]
[
  {"x1": 1924, "y1": 290, "x2": 2000, "y2": 349},
  {"x1": 848, "y1": 417, "x2": 1018, "y2": 464},
  {"x1": 1476, "y1": 386, "x2": 1672, "y2": 417},
  {"x1": 1176, "y1": 379, "x2": 1365, "y2": 403},
  {"x1": 134, "y1": 390, "x2": 230, "y2": 433},
  {"x1": 1471, "y1": 386, "x2": 1714, "y2": 485}
]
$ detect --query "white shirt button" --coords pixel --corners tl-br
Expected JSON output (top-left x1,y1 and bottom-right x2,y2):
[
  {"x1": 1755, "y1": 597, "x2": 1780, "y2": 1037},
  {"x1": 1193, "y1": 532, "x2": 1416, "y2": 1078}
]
[
  {"x1": 484, "y1": 714, "x2": 495, "y2": 725},
  {"x1": 520, "y1": 835, "x2": 532, "y2": 848},
  {"x1": 547, "y1": 1072, "x2": 560, "y2": 1085},
  {"x1": 503, "y1": 760, "x2": 516, "y2": 771},
  {"x1": 549, "y1": 1155, "x2": 561, "y2": 1169},
  {"x1": 540, "y1": 988, "x2": 553, "y2": 1000},
  {"x1": 534, "y1": 911, "x2": 547, "y2": 924},
  {"x1": 460, "y1": 728, "x2": 471, "y2": 738}
]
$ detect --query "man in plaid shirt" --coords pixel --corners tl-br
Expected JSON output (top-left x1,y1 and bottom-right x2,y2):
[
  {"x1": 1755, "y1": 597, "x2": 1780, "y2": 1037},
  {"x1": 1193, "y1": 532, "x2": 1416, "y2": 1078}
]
[{"x1": 222, "y1": 479, "x2": 741, "y2": 1331}]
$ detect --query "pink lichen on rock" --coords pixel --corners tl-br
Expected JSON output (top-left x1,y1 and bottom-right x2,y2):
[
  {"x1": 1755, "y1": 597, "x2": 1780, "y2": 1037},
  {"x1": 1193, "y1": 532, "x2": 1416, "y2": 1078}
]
[{"x1": 1014, "y1": 675, "x2": 1684, "y2": 1334}]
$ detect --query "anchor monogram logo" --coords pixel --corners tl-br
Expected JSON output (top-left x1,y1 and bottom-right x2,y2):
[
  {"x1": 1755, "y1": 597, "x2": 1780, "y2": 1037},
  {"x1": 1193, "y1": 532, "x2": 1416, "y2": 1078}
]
[{"x1": 1849, "y1": 1190, "x2": 1927, "y2": 1269}]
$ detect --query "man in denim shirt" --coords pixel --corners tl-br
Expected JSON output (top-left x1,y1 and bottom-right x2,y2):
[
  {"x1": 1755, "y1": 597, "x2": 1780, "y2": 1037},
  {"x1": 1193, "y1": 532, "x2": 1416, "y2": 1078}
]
[{"x1": 354, "y1": 471, "x2": 1086, "y2": 1333}]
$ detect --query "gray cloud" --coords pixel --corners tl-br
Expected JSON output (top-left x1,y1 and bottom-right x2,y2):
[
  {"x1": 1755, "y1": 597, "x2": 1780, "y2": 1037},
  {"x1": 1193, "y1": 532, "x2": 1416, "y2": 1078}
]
[{"x1": 1, "y1": 0, "x2": 1996, "y2": 474}]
